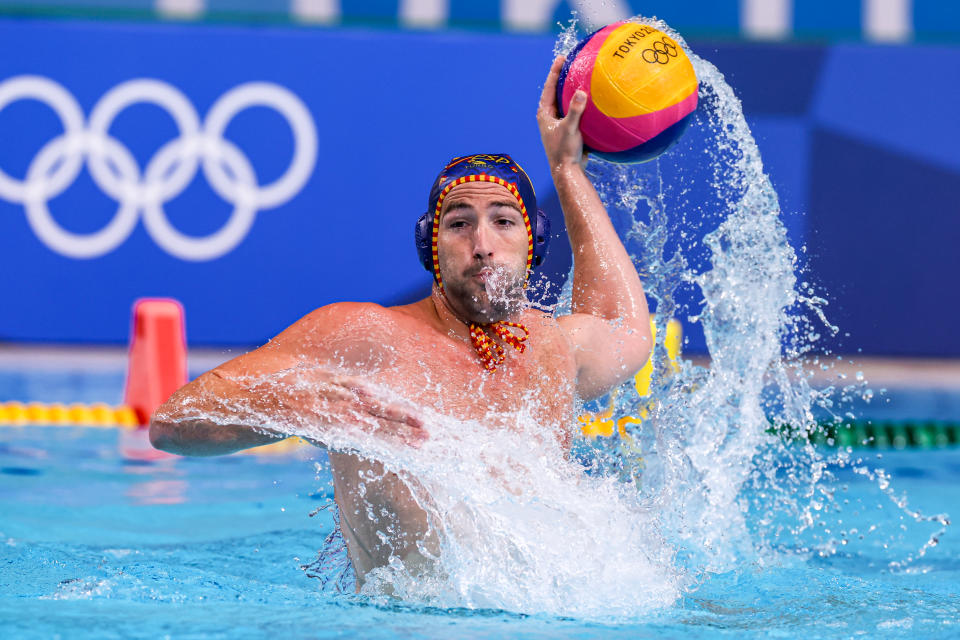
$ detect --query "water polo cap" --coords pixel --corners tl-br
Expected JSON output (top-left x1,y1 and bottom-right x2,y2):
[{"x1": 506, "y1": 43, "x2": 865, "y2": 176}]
[{"x1": 414, "y1": 153, "x2": 550, "y2": 288}]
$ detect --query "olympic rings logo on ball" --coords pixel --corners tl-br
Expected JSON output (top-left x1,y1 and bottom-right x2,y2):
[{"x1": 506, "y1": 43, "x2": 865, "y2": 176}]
[
  {"x1": 641, "y1": 38, "x2": 679, "y2": 65},
  {"x1": 0, "y1": 75, "x2": 317, "y2": 261}
]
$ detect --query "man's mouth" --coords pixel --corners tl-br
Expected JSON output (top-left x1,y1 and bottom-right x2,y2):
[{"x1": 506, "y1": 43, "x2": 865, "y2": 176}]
[{"x1": 472, "y1": 267, "x2": 494, "y2": 282}]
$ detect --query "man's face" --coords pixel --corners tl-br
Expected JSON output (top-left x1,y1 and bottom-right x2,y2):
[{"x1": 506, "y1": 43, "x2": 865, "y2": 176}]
[{"x1": 436, "y1": 181, "x2": 530, "y2": 324}]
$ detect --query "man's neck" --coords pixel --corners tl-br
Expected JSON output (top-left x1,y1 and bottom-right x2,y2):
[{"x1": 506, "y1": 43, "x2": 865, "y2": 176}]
[{"x1": 429, "y1": 286, "x2": 478, "y2": 341}]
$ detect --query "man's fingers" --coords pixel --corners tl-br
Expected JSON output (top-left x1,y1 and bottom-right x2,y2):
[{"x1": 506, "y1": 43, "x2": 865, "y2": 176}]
[
  {"x1": 349, "y1": 387, "x2": 426, "y2": 437},
  {"x1": 538, "y1": 56, "x2": 565, "y2": 117},
  {"x1": 392, "y1": 421, "x2": 428, "y2": 447},
  {"x1": 312, "y1": 380, "x2": 356, "y2": 404},
  {"x1": 564, "y1": 89, "x2": 588, "y2": 129},
  {"x1": 361, "y1": 412, "x2": 428, "y2": 448},
  {"x1": 317, "y1": 373, "x2": 428, "y2": 446},
  {"x1": 333, "y1": 374, "x2": 374, "y2": 396},
  {"x1": 340, "y1": 379, "x2": 419, "y2": 425},
  {"x1": 381, "y1": 404, "x2": 424, "y2": 430},
  {"x1": 363, "y1": 397, "x2": 424, "y2": 429}
]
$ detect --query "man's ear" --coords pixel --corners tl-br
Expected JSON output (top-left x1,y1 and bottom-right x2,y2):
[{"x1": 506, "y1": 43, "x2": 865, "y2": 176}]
[{"x1": 414, "y1": 212, "x2": 433, "y2": 272}]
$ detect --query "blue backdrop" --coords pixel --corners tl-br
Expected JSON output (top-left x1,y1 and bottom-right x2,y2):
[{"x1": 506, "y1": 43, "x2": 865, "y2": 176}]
[{"x1": 1, "y1": 18, "x2": 958, "y2": 356}]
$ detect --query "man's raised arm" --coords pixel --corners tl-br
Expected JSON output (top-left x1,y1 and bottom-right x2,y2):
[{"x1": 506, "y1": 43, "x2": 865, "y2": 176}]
[
  {"x1": 149, "y1": 303, "x2": 426, "y2": 456},
  {"x1": 537, "y1": 56, "x2": 653, "y2": 400}
]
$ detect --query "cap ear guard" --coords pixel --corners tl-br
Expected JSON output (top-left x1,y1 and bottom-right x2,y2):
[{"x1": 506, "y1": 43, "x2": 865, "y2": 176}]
[
  {"x1": 533, "y1": 208, "x2": 550, "y2": 267},
  {"x1": 415, "y1": 212, "x2": 433, "y2": 272}
]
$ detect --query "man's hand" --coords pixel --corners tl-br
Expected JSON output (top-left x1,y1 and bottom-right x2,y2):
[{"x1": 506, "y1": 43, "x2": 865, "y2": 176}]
[
  {"x1": 537, "y1": 56, "x2": 588, "y2": 170},
  {"x1": 304, "y1": 371, "x2": 428, "y2": 449}
]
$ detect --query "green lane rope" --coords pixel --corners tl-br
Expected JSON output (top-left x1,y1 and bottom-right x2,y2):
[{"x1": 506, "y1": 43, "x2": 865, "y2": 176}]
[{"x1": 772, "y1": 420, "x2": 960, "y2": 450}]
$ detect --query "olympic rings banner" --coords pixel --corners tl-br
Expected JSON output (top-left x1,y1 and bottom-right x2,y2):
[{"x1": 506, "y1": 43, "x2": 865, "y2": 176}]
[
  {"x1": 0, "y1": 18, "x2": 559, "y2": 345},
  {"x1": 0, "y1": 76, "x2": 317, "y2": 261}
]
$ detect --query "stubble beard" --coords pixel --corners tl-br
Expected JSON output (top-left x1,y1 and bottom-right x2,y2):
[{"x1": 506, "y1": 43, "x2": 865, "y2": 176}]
[{"x1": 444, "y1": 263, "x2": 528, "y2": 325}]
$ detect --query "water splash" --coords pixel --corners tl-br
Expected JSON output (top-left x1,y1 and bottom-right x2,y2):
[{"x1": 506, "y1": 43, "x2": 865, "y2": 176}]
[
  {"x1": 562, "y1": 16, "x2": 950, "y2": 582},
  {"x1": 353, "y1": 411, "x2": 685, "y2": 616}
]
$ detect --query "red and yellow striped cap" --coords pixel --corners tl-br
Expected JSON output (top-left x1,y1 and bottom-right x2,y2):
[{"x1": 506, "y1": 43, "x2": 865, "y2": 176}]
[{"x1": 425, "y1": 154, "x2": 536, "y2": 289}]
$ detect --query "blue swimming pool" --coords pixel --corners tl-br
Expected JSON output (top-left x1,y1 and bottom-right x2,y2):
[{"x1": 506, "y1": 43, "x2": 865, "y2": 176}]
[{"x1": 1, "y1": 368, "x2": 958, "y2": 638}]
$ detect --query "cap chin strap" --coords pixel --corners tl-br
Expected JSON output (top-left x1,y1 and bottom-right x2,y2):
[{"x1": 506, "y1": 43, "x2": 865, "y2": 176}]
[
  {"x1": 434, "y1": 286, "x2": 529, "y2": 372},
  {"x1": 469, "y1": 321, "x2": 530, "y2": 372}
]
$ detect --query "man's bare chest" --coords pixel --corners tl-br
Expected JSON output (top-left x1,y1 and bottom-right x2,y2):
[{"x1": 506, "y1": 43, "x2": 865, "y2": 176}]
[{"x1": 378, "y1": 326, "x2": 578, "y2": 428}]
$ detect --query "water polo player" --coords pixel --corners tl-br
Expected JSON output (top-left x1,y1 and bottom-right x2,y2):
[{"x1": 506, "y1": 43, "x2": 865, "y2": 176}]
[{"x1": 149, "y1": 57, "x2": 653, "y2": 586}]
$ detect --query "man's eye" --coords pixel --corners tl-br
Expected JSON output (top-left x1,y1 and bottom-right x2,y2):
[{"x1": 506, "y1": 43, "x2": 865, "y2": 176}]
[
  {"x1": 448, "y1": 220, "x2": 467, "y2": 229},
  {"x1": 496, "y1": 218, "x2": 515, "y2": 226}
]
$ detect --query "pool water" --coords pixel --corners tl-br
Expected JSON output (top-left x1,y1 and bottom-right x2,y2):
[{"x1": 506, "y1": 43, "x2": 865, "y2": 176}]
[{"x1": 1, "y1": 415, "x2": 958, "y2": 638}]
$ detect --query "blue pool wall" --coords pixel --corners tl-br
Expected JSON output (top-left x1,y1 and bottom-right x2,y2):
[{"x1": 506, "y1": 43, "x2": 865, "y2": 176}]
[{"x1": 0, "y1": 16, "x2": 957, "y2": 356}]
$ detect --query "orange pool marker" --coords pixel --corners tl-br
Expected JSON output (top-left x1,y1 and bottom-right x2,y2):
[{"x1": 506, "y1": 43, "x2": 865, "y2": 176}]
[{"x1": 124, "y1": 298, "x2": 187, "y2": 427}]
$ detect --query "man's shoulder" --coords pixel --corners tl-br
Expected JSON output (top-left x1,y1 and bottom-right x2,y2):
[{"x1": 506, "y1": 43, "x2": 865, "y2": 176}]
[
  {"x1": 292, "y1": 301, "x2": 406, "y2": 333},
  {"x1": 274, "y1": 302, "x2": 415, "y2": 367},
  {"x1": 303, "y1": 300, "x2": 389, "y2": 318},
  {"x1": 520, "y1": 307, "x2": 562, "y2": 330}
]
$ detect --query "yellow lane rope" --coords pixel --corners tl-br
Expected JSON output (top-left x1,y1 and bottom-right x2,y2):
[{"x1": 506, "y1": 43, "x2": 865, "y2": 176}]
[{"x1": 0, "y1": 401, "x2": 139, "y2": 428}]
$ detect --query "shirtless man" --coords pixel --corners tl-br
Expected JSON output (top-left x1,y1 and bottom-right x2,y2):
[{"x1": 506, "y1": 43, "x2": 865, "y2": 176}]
[{"x1": 150, "y1": 58, "x2": 652, "y2": 585}]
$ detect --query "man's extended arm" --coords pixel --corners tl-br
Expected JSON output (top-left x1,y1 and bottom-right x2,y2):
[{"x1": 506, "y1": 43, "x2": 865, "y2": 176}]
[
  {"x1": 537, "y1": 56, "x2": 653, "y2": 400},
  {"x1": 150, "y1": 303, "x2": 426, "y2": 456}
]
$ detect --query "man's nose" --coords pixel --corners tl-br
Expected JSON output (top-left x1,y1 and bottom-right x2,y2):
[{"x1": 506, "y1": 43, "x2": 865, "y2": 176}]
[{"x1": 472, "y1": 222, "x2": 494, "y2": 259}]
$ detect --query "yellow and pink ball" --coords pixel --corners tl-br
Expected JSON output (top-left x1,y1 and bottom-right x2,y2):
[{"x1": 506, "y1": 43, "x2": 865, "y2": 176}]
[{"x1": 557, "y1": 22, "x2": 699, "y2": 163}]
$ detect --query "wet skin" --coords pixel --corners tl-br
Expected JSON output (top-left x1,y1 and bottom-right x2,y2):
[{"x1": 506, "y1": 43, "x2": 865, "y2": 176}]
[{"x1": 150, "y1": 57, "x2": 653, "y2": 586}]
